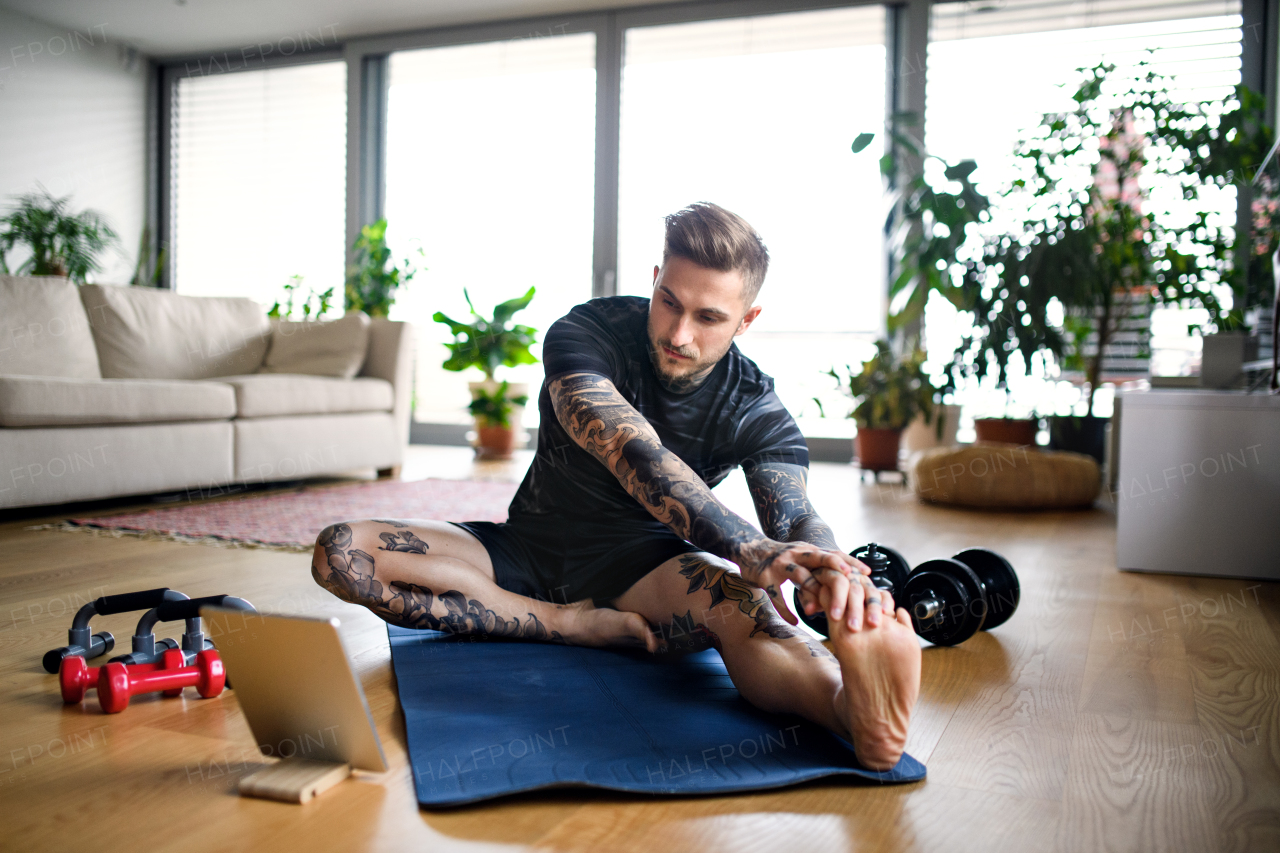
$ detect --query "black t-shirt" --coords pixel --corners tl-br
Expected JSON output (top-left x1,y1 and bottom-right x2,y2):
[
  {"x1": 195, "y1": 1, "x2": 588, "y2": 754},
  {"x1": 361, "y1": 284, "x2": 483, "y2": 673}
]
[{"x1": 508, "y1": 296, "x2": 807, "y2": 538}]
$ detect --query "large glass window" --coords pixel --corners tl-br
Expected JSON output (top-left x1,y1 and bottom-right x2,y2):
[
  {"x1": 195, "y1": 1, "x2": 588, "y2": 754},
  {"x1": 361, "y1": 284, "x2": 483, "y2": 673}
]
[
  {"x1": 924, "y1": 0, "x2": 1243, "y2": 424},
  {"x1": 171, "y1": 62, "x2": 347, "y2": 304},
  {"x1": 618, "y1": 6, "x2": 887, "y2": 437},
  {"x1": 385, "y1": 33, "x2": 597, "y2": 427}
]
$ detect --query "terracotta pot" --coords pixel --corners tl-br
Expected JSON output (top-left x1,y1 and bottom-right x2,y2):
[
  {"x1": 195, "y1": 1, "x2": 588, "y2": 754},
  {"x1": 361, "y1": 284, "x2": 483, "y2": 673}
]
[
  {"x1": 475, "y1": 424, "x2": 515, "y2": 460},
  {"x1": 973, "y1": 417, "x2": 1038, "y2": 446},
  {"x1": 855, "y1": 428, "x2": 902, "y2": 472},
  {"x1": 468, "y1": 379, "x2": 528, "y2": 453}
]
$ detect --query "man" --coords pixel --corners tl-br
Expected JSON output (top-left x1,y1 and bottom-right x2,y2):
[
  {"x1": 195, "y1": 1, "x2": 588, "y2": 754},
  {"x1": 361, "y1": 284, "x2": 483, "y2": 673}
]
[{"x1": 312, "y1": 202, "x2": 921, "y2": 770}]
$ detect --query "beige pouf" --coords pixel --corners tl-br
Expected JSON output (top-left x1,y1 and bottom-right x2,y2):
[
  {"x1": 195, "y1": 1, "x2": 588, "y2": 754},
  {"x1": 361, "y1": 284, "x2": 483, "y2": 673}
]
[{"x1": 912, "y1": 443, "x2": 1101, "y2": 509}]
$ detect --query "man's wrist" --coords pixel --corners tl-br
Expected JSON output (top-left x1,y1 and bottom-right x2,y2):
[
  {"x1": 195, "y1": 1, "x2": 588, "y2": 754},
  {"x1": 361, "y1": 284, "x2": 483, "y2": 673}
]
[{"x1": 732, "y1": 537, "x2": 787, "y2": 583}]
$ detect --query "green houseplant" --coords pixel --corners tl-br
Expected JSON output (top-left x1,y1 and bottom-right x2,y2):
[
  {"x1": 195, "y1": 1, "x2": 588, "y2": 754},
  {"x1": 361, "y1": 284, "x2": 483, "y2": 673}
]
[
  {"x1": 268, "y1": 275, "x2": 334, "y2": 319},
  {"x1": 344, "y1": 219, "x2": 421, "y2": 317},
  {"x1": 951, "y1": 63, "x2": 1272, "y2": 455},
  {"x1": 850, "y1": 123, "x2": 990, "y2": 446},
  {"x1": 433, "y1": 287, "x2": 538, "y2": 459},
  {"x1": 819, "y1": 340, "x2": 935, "y2": 478},
  {"x1": 852, "y1": 123, "x2": 992, "y2": 336},
  {"x1": 0, "y1": 188, "x2": 118, "y2": 283}
]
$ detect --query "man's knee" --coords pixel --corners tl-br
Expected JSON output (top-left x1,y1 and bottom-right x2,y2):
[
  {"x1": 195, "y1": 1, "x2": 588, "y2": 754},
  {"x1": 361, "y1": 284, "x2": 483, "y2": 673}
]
[
  {"x1": 313, "y1": 521, "x2": 375, "y2": 604},
  {"x1": 670, "y1": 551, "x2": 773, "y2": 633}
]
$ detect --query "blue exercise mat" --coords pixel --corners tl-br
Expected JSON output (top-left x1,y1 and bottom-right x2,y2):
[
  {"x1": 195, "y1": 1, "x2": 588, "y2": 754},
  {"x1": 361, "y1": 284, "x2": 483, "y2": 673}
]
[{"x1": 388, "y1": 626, "x2": 925, "y2": 806}]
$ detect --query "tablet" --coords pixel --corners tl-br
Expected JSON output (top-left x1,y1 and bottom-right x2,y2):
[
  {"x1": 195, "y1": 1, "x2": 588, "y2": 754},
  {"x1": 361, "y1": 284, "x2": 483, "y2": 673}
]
[{"x1": 202, "y1": 608, "x2": 388, "y2": 773}]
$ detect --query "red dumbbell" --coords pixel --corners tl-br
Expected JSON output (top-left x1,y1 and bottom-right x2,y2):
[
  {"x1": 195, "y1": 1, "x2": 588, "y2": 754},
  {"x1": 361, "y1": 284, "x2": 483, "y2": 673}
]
[
  {"x1": 97, "y1": 649, "x2": 225, "y2": 714},
  {"x1": 59, "y1": 655, "x2": 166, "y2": 704}
]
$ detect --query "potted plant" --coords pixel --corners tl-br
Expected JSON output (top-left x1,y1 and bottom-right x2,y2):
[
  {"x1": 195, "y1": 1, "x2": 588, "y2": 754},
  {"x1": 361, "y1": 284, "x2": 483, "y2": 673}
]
[
  {"x1": 946, "y1": 63, "x2": 1270, "y2": 456},
  {"x1": 433, "y1": 287, "x2": 538, "y2": 459},
  {"x1": 344, "y1": 218, "x2": 422, "y2": 317},
  {"x1": 850, "y1": 122, "x2": 988, "y2": 447},
  {"x1": 268, "y1": 275, "x2": 334, "y2": 319},
  {"x1": 466, "y1": 380, "x2": 529, "y2": 460},
  {"x1": 819, "y1": 340, "x2": 936, "y2": 478},
  {"x1": 0, "y1": 187, "x2": 118, "y2": 283}
]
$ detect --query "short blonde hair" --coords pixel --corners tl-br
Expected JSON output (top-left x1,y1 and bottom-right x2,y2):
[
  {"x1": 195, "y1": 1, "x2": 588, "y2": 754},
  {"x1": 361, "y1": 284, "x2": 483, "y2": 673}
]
[{"x1": 662, "y1": 202, "x2": 770, "y2": 305}]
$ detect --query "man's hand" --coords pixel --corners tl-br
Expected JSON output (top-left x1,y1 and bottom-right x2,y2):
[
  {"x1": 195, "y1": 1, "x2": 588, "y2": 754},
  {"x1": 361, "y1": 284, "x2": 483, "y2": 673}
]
[{"x1": 740, "y1": 539, "x2": 895, "y2": 631}]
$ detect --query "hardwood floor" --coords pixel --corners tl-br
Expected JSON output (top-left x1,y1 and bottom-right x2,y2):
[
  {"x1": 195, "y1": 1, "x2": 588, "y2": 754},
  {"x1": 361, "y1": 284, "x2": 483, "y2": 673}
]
[{"x1": 1, "y1": 446, "x2": 1276, "y2": 852}]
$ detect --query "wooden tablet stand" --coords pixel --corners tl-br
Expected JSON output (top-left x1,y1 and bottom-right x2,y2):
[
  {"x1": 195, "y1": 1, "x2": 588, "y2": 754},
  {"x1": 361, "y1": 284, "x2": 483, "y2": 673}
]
[{"x1": 238, "y1": 759, "x2": 352, "y2": 804}]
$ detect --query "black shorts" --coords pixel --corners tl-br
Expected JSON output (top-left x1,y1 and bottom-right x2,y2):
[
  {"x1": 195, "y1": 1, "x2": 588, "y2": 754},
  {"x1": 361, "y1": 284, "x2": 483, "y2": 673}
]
[{"x1": 451, "y1": 516, "x2": 699, "y2": 606}]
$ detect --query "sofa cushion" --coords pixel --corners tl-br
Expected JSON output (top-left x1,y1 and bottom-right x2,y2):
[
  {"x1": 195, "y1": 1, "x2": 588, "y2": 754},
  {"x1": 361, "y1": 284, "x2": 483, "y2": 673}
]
[
  {"x1": 79, "y1": 284, "x2": 269, "y2": 380},
  {"x1": 0, "y1": 275, "x2": 102, "y2": 379},
  {"x1": 0, "y1": 375, "x2": 236, "y2": 427},
  {"x1": 259, "y1": 311, "x2": 371, "y2": 379},
  {"x1": 215, "y1": 374, "x2": 394, "y2": 419}
]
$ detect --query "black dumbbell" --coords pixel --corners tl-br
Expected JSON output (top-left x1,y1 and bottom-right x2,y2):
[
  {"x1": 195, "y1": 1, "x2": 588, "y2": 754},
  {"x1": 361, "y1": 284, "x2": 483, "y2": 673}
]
[
  {"x1": 41, "y1": 588, "x2": 190, "y2": 674},
  {"x1": 793, "y1": 542, "x2": 910, "y2": 637},
  {"x1": 795, "y1": 546, "x2": 1021, "y2": 647},
  {"x1": 901, "y1": 548, "x2": 1020, "y2": 646}
]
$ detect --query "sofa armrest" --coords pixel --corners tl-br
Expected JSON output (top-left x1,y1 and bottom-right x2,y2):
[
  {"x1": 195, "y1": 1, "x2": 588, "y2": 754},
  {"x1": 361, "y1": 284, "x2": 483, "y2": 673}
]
[{"x1": 360, "y1": 319, "x2": 414, "y2": 451}]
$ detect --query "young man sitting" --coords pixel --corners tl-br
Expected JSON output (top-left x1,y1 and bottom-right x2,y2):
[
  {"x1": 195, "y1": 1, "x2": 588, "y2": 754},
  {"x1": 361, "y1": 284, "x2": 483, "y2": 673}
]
[{"x1": 312, "y1": 202, "x2": 921, "y2": 770}]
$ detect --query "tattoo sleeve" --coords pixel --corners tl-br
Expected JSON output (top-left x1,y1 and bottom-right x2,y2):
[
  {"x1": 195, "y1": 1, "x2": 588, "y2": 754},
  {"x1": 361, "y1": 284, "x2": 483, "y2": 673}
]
[
  {"x1": 745, "y1": 462, "x2": 840, "y2": 551},
  {"x1": 313, "y1": 522, "x2": 564, "y2": 643},
  {"x1": 549, "y1": 372, "x2": 775, "y2": 577}
]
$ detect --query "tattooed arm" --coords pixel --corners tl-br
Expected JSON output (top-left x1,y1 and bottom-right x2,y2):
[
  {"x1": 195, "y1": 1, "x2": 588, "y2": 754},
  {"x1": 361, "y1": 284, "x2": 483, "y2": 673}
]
[
  {"x1": 550, "y1": 372, "x2": 869, "y2": 625},
  {"x1": 745, "y1": 461, "x2": 897, "y2": 626},
  {"x1": 745, "y1": 462, "x2": 839, "y2": 551}
]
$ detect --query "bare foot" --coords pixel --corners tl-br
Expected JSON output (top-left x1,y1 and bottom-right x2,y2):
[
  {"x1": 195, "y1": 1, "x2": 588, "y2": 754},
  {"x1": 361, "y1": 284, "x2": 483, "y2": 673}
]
[
  {"x1": 558, "y1": 599, "x2": 659, "y2": 653},
  {"x1": 829, "y1": 606, "x2": 921, "y2": 770}
]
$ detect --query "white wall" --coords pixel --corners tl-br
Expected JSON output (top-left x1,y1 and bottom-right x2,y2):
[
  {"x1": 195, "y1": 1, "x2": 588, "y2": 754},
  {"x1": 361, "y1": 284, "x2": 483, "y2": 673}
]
[{"x1": 0, "y1": 8, "x2": 147, "y2": 284}]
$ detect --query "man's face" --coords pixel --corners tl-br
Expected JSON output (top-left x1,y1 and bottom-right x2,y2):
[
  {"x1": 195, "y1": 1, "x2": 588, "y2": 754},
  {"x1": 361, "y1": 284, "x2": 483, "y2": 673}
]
[{"x1": 646, "y1": 256, "x2": 762, "y2": 393}]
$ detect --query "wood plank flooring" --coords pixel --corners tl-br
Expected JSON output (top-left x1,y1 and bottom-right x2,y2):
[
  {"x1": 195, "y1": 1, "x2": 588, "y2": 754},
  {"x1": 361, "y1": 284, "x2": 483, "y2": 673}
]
[{"x1": 0, "y1": 445, "x2": 1275, "y2": 852}]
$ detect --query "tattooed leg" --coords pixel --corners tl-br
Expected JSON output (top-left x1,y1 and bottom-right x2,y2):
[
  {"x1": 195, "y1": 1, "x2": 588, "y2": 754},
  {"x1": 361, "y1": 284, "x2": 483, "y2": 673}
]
[
  {"x1": 611, "y1": 551, "x2": 851, "y2": 724},
  {"x1": 614, "y1": 550, "x2": 919, "y2": 769},
  {"x1": 310, "y1": 519, "x2": 660, "y2": 651}
]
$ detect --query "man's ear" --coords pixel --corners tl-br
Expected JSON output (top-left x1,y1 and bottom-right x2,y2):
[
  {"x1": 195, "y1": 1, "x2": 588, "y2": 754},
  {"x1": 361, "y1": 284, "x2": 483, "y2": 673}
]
[
  {"x1": 736, "y1": 305, "x2": 763, "y2": 336},
  {"x1": 652, "y1": 265, "x2": 660, "y2": 286}
]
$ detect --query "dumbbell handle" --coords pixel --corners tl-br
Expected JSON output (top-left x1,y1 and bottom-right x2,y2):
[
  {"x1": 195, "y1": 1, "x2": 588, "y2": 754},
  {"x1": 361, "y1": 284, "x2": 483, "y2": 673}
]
[
  {"x1": 60, "y1": 656, "x2": 162, "y2": 704},
  {"x1": 912, "y1": 596, "x2": 943, "y2": 622},
  {"x1": 97, "y1": 649, "x2": 224, "y2": 714}
]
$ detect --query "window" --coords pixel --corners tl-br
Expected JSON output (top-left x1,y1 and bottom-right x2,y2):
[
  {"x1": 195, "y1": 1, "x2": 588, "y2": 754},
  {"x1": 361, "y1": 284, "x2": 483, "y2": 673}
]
[
  {"x1": 924, "y1": 0, "x2": 1244, "y2": 421},
  {"x1": 171, "y1": 62, "x2": 347, "y2": 305},
  {"x1": 618, "y1": 6, "x2": 887, "y2": 436},
  {"x1": 384, "y1": 33, "x2": 597, "y2": 427}
]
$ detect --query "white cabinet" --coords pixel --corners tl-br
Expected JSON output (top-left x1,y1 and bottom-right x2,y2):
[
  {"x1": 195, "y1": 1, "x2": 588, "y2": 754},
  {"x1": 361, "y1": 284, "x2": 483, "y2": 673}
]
[{"x1": 1115, "y1": 390, "x2": 1280, "y2": 579}]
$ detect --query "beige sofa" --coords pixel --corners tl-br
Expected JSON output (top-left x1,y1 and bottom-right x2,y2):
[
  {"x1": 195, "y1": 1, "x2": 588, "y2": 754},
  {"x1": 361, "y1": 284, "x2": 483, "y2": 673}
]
[{"x1": 0, "y1": 275, "x2": 413, "y2": 509}]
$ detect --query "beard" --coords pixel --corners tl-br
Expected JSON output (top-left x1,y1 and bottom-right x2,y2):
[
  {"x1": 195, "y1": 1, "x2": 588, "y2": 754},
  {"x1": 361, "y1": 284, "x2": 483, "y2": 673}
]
[{"x1": 645, "y1": 321, "x2": 731, "y2": 394}]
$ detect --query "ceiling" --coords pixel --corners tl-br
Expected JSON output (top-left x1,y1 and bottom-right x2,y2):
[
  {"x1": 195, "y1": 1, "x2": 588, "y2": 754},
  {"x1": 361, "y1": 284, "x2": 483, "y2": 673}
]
[{"x1": 0, "y1": 0, "x2": 684, "y2": 59}]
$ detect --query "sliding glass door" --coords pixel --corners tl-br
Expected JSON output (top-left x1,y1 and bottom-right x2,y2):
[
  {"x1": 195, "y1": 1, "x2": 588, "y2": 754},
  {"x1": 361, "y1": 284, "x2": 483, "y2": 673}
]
[
  {"x1": 617, "y1": 6, "x2": 888, "y2": 435},
  {"x1": 385, "y1": 33, "x2": 597, "y2": 427},
  {"x1": 924, "y1": 0, "x2": 1244, "y2": 424}
]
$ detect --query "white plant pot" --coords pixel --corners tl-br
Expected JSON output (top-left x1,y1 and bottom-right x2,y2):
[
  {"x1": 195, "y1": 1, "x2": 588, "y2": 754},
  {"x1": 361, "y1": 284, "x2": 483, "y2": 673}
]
[
  {"x1": 468, "y1": 380, "x2": 529, "y2": 449},
  {"x1": 901, "y1": 404, "x2": 961, "y2": 453}
]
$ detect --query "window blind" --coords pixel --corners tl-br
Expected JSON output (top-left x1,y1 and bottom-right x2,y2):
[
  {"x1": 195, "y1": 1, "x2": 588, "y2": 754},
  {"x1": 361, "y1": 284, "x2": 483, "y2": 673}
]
[{"x1": 170, "y1": 62, "x2": 347, "y2": 305}]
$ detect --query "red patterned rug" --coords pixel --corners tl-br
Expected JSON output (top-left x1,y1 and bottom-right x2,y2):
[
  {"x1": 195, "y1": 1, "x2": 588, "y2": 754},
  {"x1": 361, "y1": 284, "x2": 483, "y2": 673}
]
[{"x1": 58, "y1": 478, "x2": 519, "y2": 551}]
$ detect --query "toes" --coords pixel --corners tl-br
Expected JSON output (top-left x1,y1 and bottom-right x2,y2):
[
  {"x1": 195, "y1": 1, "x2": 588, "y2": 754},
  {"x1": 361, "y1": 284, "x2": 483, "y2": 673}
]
[{"x1": 896, "y1": 607, "x2": 912, "y2": 629}]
